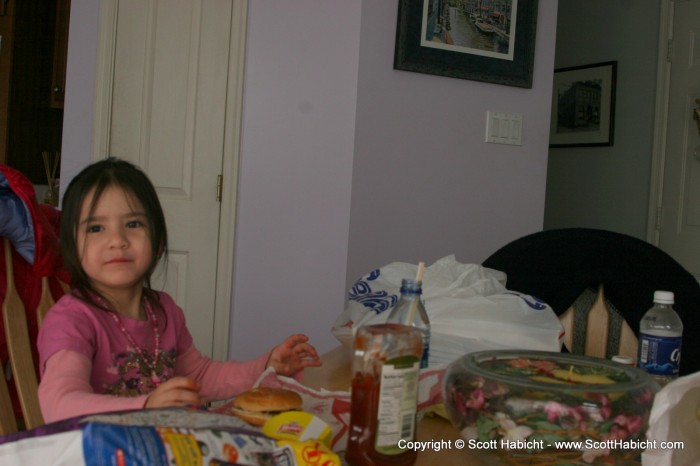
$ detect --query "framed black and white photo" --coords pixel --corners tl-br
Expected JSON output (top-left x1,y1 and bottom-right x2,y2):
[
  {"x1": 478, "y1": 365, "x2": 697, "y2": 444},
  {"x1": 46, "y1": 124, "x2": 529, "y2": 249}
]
[
  {"x1": 393, "y1": 0, "x2": 539, "y2": 88},
  {"x1": 549, "y1": 61, "x2": 617, "y2": 147}
]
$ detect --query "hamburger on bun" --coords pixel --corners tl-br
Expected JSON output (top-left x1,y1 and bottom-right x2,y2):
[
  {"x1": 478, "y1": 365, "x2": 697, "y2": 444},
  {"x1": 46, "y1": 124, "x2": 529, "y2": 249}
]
[{"x1": 231, "y1": 387, "x2": 303, "y2": 426}]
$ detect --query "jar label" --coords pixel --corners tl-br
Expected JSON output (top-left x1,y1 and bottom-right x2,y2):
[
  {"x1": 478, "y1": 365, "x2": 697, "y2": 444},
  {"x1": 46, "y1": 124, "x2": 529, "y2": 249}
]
[
  {"x1": 638, "y1": 333, "x2": 682, "y2": 375},
  {"x1": 375, "y1": 355, "x2": 419, "y2": 455}
]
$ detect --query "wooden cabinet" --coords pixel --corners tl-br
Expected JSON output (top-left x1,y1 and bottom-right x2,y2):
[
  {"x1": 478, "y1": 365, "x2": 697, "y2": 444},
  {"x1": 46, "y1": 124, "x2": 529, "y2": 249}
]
[{"x1": 0, "y1": 0, "x2": 70, "y2": 183}]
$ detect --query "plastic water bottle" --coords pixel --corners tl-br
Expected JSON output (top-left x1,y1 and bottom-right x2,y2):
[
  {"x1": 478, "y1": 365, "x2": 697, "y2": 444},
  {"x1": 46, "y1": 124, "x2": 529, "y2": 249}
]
[
  {"x1": 637, "y1": 290, "x2": 683, "y2": 386},
  {"x1": 387, "y1": 278, "x2": 430, "y2": 369}
]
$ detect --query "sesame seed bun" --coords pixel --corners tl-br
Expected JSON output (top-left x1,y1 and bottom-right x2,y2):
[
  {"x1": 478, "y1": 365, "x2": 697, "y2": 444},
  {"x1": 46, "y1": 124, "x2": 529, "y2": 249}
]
[{"x1": 231, "y1": 387, "x2": 303, "y2": 426}]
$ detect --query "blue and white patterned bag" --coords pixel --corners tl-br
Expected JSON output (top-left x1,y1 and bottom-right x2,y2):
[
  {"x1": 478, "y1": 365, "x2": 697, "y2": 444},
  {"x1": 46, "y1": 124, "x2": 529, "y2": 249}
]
[{"x1": 332, "y1": 255, "x2": 564, "y2": 366}]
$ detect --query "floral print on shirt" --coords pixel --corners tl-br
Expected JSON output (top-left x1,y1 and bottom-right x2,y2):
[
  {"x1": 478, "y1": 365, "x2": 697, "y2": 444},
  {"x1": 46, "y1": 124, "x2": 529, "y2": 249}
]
[{"x1": 104, "y1": 347, "x2": 176, "y2": 396}]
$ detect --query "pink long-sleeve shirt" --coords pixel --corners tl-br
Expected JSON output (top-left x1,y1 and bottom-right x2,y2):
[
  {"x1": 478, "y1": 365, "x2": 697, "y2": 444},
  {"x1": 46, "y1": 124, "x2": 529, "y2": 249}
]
[{"x1": 38, "y1": 292, "x2": 269, "y2": 423}]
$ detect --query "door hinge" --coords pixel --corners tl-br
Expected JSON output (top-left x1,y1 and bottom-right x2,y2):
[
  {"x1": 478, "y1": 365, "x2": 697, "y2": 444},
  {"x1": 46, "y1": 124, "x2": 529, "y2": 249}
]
[
  {"x1": 216, "y1": 174, "x2": 223, "y2": 202},
  {"x1": 667, "y1": 38, "x2": 673, "y2": 63},
  {"x1": 656, "y1": 206, "x2": 663, "y2": 230}
]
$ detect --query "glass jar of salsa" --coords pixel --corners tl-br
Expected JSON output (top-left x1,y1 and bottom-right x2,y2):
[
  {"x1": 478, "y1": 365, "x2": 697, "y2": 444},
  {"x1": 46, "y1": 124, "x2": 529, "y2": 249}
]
[{"x1": 345, "y1": 323, "x2": 423, "y2": 466}]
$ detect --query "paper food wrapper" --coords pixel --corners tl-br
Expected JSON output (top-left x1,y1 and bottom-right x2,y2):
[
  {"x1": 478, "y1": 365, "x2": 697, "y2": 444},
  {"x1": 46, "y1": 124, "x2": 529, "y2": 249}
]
[
  {"x1": 230, "y1": 367, "x2": 445, "y2": 452},
  {"x1": 642, "y1": 371, "x2": 700, "y2": 466}
]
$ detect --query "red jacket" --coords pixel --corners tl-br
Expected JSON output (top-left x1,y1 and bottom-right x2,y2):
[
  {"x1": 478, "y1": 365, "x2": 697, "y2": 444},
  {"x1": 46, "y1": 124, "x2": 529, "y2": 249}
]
[{"x1": 0, "y1": 164, "x2": 69, "y2": 422}]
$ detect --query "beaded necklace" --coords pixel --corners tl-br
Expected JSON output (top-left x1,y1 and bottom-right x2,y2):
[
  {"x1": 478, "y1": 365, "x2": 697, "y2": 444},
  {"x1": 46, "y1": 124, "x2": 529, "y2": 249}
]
[{"x1": 105, "y1": 297, "x2": 162, "y2": 387}]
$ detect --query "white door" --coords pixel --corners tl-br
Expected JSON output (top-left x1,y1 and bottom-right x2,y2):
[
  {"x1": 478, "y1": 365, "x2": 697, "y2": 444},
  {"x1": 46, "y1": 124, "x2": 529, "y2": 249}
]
[
  {"x1": 93, "y1": 0, "x2": 247, "y2": 358},
  {"x1": 656, "y1": 0, "x2": 700, "y2": 279}
]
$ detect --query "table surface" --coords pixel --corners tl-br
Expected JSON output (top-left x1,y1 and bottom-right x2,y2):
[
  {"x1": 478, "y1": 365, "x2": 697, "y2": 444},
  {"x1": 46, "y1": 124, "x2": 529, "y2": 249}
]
[{"x1": 302, "y1": 346, "x2": 642, "y2": 466}]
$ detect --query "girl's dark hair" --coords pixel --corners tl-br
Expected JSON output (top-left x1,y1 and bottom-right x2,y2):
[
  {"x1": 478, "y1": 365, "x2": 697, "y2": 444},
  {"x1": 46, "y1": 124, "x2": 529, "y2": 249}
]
[{"x1": 60, "y1": 157, "x2": 168, "y2": 311}]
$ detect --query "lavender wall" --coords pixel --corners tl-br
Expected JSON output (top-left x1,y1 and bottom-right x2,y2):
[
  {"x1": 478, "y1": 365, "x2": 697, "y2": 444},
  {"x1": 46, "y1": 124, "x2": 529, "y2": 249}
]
[
  {"x1": 230, "y1": 0, "x2": 361, "y2": 359},
  {"x1": 59, "y1": 0, "x2": 99, "y2": 195},
  {"x1": 232, "y1": 0, "x2": 559, "y2": 359},
  {"x1": 346, "y1": 1, "x2": 559, "y2": 287}
]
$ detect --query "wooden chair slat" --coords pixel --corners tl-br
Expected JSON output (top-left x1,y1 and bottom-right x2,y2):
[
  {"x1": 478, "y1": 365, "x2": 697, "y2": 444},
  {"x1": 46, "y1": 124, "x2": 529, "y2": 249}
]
[
  {"x1": 37, "y1": 277, "x2": 56, "y2": 327},
  {"x1": 559, "y1": 284, "x2": 639, "y2": 361},
  {"x1": 0, "y1": 360, "x2": 18, "y2": 435},
  {"x1": 584, "y1": 286, "x2": 610, "y2": 358},
  {"x1": 559, "y1": 306, "x2": 575, "y2": 355},
  {"x1": 2, "y1": 238, "x2": 45, "y2": 430}
]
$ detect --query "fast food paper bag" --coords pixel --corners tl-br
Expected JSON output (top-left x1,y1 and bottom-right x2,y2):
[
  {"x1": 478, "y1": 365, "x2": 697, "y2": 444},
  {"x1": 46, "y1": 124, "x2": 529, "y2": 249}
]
[{"x1": 641, "y1": 371, "x2": 700, "y2": 466}]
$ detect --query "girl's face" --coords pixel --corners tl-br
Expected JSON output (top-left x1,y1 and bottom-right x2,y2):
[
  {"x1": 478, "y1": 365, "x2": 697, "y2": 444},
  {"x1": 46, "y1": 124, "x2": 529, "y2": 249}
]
[{"x1": 77, "y1": 185, "x2": 153, "y2": 296}]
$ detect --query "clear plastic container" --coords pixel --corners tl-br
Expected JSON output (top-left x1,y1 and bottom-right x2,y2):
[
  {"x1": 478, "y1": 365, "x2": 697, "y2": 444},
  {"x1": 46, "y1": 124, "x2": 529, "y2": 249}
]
[{"x1": 443, "y1": 350, "x2": 659, "y2": 464}]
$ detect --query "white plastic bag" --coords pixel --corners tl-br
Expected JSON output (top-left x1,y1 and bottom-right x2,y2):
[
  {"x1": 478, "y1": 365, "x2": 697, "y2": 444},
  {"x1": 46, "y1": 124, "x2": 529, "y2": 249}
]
[
  {"x1": 333, "y1": 255, "x2": 563, "y2": 366},
  {"x1": 641, "y1": 372, "x2": 700, "y2": 466}
]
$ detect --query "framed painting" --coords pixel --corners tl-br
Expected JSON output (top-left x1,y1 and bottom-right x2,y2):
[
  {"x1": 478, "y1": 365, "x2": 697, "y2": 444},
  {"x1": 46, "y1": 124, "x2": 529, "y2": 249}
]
[
  {"x1": 549, "y1": 61, "x2": 617, "y2": 147},
  {"x1": 393, "y1": 0, "x2": 539, "y2": 88}
]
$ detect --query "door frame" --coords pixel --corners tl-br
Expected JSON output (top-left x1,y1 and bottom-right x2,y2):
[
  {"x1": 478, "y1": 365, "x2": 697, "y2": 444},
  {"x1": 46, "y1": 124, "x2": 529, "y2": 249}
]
[
  {"x1": 91, "y1": 0, "x2": 248, "y2": 361},
  {"x1": 647, "y1": 0, "x2": 673, "y2": 245}
]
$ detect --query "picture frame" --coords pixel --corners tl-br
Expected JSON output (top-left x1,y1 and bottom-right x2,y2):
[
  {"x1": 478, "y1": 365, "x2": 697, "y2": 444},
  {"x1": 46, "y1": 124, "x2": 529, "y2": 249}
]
[
  {"x1": 393, "y1": 0, "x2": 539, "y2": 88},
  {"x1": 549, "y1": 61, "x2": 617, "y2": 147}
]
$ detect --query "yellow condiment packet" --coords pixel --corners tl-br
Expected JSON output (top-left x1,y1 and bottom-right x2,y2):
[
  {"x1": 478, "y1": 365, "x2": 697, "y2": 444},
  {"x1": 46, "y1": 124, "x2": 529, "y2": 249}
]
[
  {"x1": 275, "y1": 439, "x2": 341, "y2": 466},
  {"x1": 262, "y1": 411, "x2": 333, "y2": 448}
]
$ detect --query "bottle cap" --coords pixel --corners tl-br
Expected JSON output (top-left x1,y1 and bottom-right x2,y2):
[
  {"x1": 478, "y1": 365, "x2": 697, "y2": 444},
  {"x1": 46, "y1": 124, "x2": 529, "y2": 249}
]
[
  {"x1": 653, "y1": 290, "x2": 674, "y2": 304},
  {"x1": 400, "y1": 278, "x2": 422, "y2": 293}
]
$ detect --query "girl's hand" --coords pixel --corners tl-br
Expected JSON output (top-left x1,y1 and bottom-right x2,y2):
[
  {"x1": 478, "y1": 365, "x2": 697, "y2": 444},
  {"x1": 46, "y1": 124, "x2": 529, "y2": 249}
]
[
  {"x1": 145, "y1": 376, "x2": 202, "y2": 408},
  {"x1": 267, "y1": 334, "x2": 322, "y2": 376}
]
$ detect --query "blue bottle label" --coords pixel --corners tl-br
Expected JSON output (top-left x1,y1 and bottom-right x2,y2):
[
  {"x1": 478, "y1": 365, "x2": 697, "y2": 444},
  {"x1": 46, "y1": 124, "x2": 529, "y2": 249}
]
[{"x1": 638, "y1": 333, "x2": 682, "y2": 375}]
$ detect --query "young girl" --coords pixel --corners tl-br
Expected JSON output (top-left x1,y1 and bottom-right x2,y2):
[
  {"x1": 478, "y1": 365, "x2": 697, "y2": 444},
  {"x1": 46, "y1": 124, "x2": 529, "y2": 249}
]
[{"x1": 37, "y1": 158, "x2": 321, "y2": 423}]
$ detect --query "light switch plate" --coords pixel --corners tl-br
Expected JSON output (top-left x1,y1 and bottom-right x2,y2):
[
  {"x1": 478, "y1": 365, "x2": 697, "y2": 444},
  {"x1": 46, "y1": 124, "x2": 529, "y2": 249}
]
[{"x1": 486, "y1": 111, "x2": 523, "y2": 145}]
